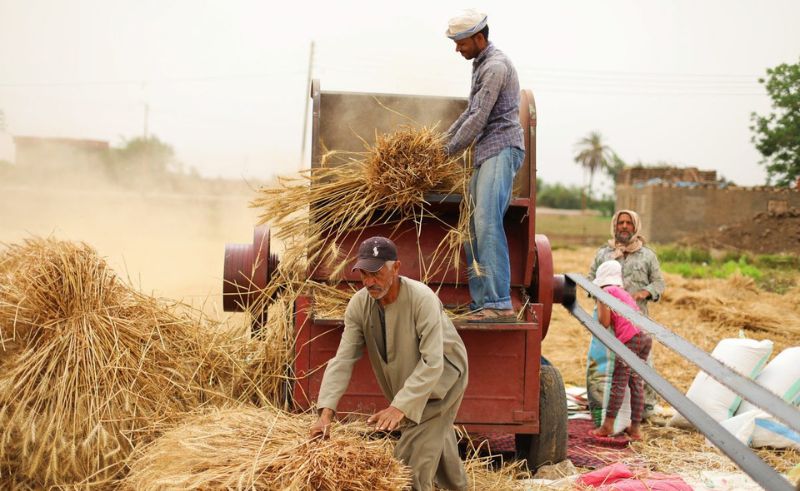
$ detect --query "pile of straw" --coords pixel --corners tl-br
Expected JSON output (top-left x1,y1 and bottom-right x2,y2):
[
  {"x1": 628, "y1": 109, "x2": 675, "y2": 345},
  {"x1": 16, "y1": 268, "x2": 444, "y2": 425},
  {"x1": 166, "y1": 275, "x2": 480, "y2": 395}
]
[
  {"x1": 665, "y1": 274, "x2": 800, "y2": 337},
  {"x1": 364, "y1": 125, "x2": 462, "y2": 212},
  {"x1": 123, "y1": 404, "x2": 535, "y2": 491},
  {"x1": 250, "y1": 125, "x2": 471, "y2": 323},
  {"x1": 122, "y1": 406, "x2": 411, "y2": 491},
  {"x1": 0, "y1": 238, "x2": 283, "y2": 487}
]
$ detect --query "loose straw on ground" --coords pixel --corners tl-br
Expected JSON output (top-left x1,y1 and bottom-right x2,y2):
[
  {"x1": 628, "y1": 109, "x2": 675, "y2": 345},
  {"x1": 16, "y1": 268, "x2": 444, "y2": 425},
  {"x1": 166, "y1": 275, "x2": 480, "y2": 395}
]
[
  {"x1": 124, "y1": 403, "x2": 533, "y2": 491},
  {"x1": 123, "y1": 406, "x2": 411, "y2": 491},
  {"x1": 629, "y1": 423, "x2": 800, "y2": 477}
]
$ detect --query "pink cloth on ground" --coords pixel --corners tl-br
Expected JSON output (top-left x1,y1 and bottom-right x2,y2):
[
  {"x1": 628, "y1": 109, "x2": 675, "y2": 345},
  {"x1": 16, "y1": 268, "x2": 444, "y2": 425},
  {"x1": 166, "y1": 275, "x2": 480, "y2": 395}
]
[
  {"x1": 603, "y1": 285, "x2": 641, "y2": 344},
  {"x1": 578, "y1": 463, "x2": 693, "y2": 491}
]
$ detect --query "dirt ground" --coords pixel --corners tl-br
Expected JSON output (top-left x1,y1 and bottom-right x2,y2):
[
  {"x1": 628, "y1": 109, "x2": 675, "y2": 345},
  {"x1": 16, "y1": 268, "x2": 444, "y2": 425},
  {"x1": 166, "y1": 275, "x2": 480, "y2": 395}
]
[{"x1": 681, "y1": 207, "x2": 800, "y2": 255}]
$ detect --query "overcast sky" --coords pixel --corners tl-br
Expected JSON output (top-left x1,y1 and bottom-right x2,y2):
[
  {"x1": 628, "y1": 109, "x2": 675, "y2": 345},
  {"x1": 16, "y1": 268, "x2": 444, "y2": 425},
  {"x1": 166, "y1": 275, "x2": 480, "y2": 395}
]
[{"x1": 1, "y1": 0, "x2": 799, "y2": 189}]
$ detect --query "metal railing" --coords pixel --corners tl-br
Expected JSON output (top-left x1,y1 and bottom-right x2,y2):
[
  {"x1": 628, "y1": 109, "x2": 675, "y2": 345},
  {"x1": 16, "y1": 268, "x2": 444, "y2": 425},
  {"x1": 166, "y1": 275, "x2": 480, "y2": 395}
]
[{"x1": 563, "y1": 273, "x2": 798, "y2": 491}]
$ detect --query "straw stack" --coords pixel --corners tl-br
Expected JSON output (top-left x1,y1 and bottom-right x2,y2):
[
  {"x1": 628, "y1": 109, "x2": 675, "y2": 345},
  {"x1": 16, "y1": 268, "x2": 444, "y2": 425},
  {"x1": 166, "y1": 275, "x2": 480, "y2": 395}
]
[
  {"x1": 364, "y1": 125, "x2": 462, "y2": 214},
  {"x1": 0, "y1": 238, "x2": 281, "y2": 487},
  {"x1": 122, "y1": 406, "x2": 411, "y2": 491},
  {"x1": 123, "y1": 404, "x2": 533, "y2": 491},
  {"x1": 250, "y1": 125, "x2": 470, "y2": 318}
]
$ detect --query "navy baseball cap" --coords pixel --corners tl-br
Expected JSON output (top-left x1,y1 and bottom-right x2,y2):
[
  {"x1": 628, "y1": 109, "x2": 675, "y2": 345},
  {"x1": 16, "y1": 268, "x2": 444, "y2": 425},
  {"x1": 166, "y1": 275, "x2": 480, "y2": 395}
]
[{"x1": 351, "y1": 236, "x2": 398, "y2": 272}]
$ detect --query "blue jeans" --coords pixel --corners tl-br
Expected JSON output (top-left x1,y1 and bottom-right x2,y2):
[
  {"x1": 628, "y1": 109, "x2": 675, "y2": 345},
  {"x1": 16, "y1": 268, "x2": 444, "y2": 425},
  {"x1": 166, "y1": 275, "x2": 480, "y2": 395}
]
[{"x1": 465, "y1": 146, "x2": 525, "y2": 311}]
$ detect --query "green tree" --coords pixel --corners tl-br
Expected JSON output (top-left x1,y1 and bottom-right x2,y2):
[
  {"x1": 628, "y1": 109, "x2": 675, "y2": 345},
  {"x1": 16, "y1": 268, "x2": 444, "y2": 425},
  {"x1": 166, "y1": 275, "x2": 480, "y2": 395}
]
[
  {"x1": 574, "y1": 131, "x2": 614, "y2": 199},
  {"x1": 537, "y1": 181, "x2": 583, "y2": 209},
  {"x1": 750, "y1": 57, "x2": 800, "y2": 187}
]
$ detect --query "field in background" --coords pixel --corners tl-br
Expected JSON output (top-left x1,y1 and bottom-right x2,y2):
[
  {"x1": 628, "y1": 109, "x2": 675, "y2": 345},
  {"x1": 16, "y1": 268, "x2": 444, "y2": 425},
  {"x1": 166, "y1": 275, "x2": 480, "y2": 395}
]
[{"x1": 535, "y1": 211, "x2": 610, "y2": 247}]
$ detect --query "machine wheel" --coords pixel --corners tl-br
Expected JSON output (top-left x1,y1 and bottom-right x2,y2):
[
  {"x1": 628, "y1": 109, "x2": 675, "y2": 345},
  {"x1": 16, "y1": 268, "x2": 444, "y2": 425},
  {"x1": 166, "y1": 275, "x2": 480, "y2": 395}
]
[{"x1": 515, "y1": 361, "x2": 568, "y2": 471}]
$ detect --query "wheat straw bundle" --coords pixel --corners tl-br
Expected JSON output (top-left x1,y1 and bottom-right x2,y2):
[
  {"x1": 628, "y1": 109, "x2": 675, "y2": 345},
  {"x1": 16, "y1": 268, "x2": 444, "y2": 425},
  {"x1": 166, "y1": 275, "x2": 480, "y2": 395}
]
[
  {"x1": 252, "y1": 125, "x2": 469, "y2": 281},
  {"x1": 365, "y1": 125, "x2": 462, "y2": 212},
  {"x1": 250, "y1": 126, "x2": 472, "y2": 338},
  {"x1": 123, "y1": 406, "x2": 411, "y2": 491},
  {"x1": 0, "y1": 238, "x2": 276, "y2": 487}
]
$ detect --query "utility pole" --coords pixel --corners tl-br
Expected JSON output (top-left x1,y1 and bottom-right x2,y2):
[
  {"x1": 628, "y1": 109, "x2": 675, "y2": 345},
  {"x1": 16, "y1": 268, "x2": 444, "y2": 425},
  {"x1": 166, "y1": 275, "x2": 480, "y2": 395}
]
[
  {"x1": 143, "y1": 102, "x2": 150, "y2": 139},
  {"x1": 141, "y1": 81, "x2": 150, "y2": 139},
  {"x1": 300, "y1": 40, "x2": 315, "y2": 168}
]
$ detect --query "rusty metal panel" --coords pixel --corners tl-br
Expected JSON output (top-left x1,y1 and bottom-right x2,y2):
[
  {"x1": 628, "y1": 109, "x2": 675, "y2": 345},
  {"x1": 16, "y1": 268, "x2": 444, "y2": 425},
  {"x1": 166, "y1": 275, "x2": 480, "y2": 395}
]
[
  {"x1": 310, "y1": 203, "x2": 530, "y2": 288},
  {"x1": 315, "y1": 91, "x2": 466, "y2": 162},
  {"x1": 311, "y1": 83, "x2": 531, "y2": 198}
]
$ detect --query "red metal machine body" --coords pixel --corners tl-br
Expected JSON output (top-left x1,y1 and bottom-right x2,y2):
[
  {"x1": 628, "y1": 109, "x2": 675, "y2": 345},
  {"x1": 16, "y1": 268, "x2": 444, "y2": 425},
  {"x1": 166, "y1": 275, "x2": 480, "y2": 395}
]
[{"x1": 224, "y1": 80, "x2": 568, "y2": 438}]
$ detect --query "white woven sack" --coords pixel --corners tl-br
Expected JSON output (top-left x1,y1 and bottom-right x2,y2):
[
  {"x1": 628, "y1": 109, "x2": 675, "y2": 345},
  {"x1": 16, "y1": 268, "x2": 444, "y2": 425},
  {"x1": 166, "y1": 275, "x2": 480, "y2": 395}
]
[
  {"x1": 669, "y1": 338, "x2": 772, "y2": 428},
  {"x1": 737, "y1": 347, "x2": 800, "y2": 414},
  {"x1": 710, "y1": 409, "x2": 758, "y2": 446},
  {"x1": 732, "y1": 346, "x2": 800, "y2": 449},
  {"x1": 751, "y1": 413, "x2": 800, "y2": 449}
]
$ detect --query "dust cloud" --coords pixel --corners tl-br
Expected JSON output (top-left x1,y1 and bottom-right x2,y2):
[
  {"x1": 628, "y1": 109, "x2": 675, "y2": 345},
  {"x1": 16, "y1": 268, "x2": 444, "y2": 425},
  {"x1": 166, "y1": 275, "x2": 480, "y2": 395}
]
[{"x1": 0, "y1": 149, "x2": 265, "y2": 320}]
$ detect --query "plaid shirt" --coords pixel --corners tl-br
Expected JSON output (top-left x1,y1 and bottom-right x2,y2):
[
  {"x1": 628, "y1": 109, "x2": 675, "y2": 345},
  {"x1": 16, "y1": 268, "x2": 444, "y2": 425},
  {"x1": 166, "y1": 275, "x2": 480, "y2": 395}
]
[{"x1": 445, "y1": 42, "x2": 524, "y2": 165}]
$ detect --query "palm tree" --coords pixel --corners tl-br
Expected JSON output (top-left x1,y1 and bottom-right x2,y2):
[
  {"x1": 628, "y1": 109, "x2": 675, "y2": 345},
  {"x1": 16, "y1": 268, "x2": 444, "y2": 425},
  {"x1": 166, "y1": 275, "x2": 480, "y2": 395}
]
[{"x1": 574, "y1": 132, "x2": 614, "y2": 209}]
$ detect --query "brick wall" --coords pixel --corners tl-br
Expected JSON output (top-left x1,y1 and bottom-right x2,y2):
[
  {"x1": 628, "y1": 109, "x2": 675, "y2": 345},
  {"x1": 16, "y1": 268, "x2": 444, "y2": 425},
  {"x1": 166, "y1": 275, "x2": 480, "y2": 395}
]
[
  {"x1": 616, "y1": 184, "x2": 800, "y2": 243},
  {"x1": 616, "y1": 166, "x2": 717, "y2": 186}
]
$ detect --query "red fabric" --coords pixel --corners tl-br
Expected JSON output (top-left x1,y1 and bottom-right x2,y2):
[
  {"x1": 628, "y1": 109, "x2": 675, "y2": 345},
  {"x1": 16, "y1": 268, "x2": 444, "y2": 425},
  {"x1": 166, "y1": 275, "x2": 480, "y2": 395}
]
[
  {"x1": 579, "y1": 463, "x2": 635, "y2": 486},
  {"x1": 579, "y1": 463, "x2": 692, "y2": 491},
  {"x1": 568, "y1": 419, "x2": 635, "y2": 469}
]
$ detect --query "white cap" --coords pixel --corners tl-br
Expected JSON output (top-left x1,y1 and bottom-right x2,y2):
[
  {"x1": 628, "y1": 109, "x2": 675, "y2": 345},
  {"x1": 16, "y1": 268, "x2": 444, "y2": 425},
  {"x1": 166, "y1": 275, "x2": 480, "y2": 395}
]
[
  {"x1": 446, "y1": 9, "x2": 488, "y2": 41},
  {"x1": 593, "y1": 260, "x2": 624, "y2": 288}
]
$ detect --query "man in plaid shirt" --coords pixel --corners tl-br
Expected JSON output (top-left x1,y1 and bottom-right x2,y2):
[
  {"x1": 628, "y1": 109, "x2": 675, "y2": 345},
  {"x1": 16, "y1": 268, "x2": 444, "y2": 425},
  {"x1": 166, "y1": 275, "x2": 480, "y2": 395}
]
[{"x1": 445, "y1": 9, "x2": 525, "y2": 322}]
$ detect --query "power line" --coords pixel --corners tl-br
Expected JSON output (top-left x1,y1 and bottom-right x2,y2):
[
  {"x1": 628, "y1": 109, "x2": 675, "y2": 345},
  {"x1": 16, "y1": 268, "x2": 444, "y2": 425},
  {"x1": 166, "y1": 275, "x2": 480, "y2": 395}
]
[
  {"x1": 312, "y1": 48, "x2": 763, "y2": 80},
  {"x1": 313, "y1": 64, "x2": 766, "y2": 95},
  {"x1": 517, "y1": 66, "x2": 761, "y2": 80},
  {"x1": 0, "y1": 70, "x2": 305, "y2": 88}
]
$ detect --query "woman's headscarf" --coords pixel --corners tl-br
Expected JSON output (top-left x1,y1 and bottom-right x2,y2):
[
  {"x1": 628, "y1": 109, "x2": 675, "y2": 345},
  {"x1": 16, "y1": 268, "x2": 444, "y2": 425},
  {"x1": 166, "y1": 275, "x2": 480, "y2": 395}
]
[{"x1": 608, "y1": 209, "x2": 646, "y2": 258}]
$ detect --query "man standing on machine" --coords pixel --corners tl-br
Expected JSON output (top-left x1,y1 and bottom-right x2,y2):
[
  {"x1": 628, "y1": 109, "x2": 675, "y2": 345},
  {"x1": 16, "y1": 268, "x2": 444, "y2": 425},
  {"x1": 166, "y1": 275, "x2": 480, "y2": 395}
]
[{"x1": 444, "y1": 9, "x2": 526, "y2": 322}]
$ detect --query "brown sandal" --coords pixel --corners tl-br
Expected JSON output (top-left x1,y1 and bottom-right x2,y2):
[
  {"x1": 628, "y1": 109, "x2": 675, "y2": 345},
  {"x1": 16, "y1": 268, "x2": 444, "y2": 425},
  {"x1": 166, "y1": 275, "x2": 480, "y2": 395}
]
[{"x1": 466, "y1": 309, "x2": 518, "y2": 323}]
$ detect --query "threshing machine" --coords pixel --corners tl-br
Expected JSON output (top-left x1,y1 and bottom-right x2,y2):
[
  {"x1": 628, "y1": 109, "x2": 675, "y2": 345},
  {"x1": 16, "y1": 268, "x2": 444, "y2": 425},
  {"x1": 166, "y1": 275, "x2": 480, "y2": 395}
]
[{"x1": 223, "y1": 80, "x2": 574, "y2": 469}]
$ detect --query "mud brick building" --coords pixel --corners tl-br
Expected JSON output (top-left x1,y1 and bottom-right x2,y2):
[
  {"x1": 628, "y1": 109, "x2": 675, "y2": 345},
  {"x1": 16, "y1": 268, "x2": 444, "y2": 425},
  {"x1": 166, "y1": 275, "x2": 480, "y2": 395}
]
[
  {"x1": 615, "y1": 167, "x2": 800, "y2": 243},
  {"x1": 13, "y1": 136, "x2": 109, "y2": 171}
]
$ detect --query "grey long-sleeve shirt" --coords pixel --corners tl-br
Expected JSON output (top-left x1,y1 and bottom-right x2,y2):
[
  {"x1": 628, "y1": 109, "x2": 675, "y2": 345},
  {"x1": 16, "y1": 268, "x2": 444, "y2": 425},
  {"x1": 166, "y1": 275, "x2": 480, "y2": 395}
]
[{"x1": 445, "y1": 42, "x2": 524, "y2": 165}]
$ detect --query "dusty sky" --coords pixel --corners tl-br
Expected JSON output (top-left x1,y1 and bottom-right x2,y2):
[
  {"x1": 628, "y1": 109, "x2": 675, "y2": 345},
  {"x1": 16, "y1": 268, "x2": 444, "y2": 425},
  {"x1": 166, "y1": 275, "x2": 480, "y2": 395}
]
[{"x1": 1, "y1": 0, "x2": 799, "y2": 189}]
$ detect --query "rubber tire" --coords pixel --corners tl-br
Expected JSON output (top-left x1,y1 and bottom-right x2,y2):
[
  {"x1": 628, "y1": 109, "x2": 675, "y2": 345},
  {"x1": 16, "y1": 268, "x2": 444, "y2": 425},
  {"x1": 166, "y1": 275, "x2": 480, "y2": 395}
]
[{"x1": 514, "y1": 362, "x2": 568, "y2": 471}]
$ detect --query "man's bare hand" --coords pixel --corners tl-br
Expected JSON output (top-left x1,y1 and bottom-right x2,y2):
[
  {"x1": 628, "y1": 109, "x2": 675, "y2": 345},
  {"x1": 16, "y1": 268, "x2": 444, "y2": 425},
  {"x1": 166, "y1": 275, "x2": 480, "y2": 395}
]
[
  {"x1": 633, "y1": 290, "x2": 651, "y2": 301},
  {"x1": 367, "y1": 406, "x2": 405, "y2": 432},
  {"x1": 310, "y1": 408, "x2": 335, "y2": 439}
]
